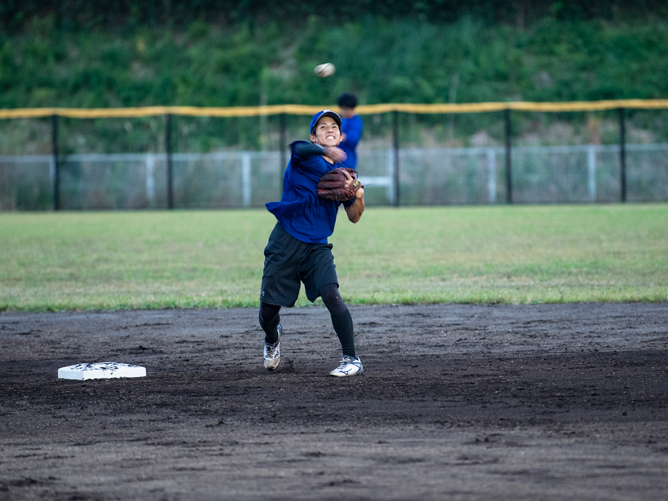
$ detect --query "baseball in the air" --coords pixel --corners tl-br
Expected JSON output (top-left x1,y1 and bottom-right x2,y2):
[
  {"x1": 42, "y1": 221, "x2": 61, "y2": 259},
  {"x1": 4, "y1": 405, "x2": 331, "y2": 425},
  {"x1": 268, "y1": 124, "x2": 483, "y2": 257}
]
[{"x1": 314, "y1": 63, "x2": 336, "y2": 78}]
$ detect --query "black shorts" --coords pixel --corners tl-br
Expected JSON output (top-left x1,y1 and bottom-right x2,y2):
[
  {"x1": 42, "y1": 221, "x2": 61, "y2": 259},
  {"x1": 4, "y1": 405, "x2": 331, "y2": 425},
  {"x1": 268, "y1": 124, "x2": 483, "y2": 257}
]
[{"x1": 260, "y1": 223, "x2": 339, "y2": 307}]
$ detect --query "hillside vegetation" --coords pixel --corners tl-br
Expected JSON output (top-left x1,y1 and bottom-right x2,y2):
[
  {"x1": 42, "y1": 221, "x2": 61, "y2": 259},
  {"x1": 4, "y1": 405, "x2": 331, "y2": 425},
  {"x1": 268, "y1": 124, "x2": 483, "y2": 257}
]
[{"x1": 1, "y1": 15, "x2": 668, "y2": 153}]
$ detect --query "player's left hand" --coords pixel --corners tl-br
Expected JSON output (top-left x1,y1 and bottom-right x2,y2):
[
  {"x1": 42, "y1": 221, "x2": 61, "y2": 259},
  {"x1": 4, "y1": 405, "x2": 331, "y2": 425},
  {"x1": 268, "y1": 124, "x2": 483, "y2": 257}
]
[{"x1": 342, "y1": 168, "x2": 354, "y2": 190}]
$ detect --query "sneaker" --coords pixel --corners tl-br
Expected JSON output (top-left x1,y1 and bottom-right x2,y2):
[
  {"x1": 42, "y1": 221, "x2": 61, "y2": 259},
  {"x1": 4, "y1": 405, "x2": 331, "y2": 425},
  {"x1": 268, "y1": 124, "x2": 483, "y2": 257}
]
[
  {"x1": 263, "y1": 324, "x2": 281, "y2": 371},
  {"x1": 329, "y1": 355, "x2": 364, "y2": 377}
]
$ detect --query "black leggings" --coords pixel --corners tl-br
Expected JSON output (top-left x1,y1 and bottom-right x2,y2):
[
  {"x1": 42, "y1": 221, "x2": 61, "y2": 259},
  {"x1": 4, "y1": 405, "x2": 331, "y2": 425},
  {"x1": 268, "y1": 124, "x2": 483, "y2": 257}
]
[
  {"x1": 318, "y1": 283, "x2": 347, "y2": 316},
  {"x1": 259, "y1": 283, "x2": 355, "y2": 356},
  {"x1": 259, "y1": 302, "x2": 281, "y2": 344}
]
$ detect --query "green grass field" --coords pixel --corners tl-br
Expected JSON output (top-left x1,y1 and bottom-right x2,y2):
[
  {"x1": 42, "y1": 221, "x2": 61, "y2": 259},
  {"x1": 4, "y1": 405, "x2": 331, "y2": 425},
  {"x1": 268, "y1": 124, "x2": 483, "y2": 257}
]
[{"x1": 1, "y1": 204, "x2": 667, "y2": 311}]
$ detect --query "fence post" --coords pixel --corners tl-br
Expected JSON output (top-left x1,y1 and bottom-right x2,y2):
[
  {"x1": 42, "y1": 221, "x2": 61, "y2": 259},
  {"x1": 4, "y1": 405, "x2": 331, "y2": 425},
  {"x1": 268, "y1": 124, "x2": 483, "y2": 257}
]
[
  {"x1": 587, "y1": 144, "x2": 597, "y2": 202},
  {"x1": 145, "y1": 154, "x2": 156, "y2": 204},
  {"x1": 487, "y1": 148, "x2": 497, "y2": 204},
  {"x1": 165, "y1": 113, "x2": 174, "y2": 209},
  {"x1": 618, "y1": 107, "x2": 627, "y2": 202},
  {"x1": 242, "y1": 153, "x2": 252, "y2": 207},
  {"x1": 279, "y1": 113, "x2": 287, "y2": 170},
  {"x1": 393, "y1": 110, "x2": 400, "y2": 207},
  {"x1": 51, "y1": 114, "x2": 60, "y2": 211},
  {"x1": 504, "y1": 108, "x2": 513, "y2": 204},
  {"x1": 386, "y1": 150, "x2": 396, "y2": 205}
]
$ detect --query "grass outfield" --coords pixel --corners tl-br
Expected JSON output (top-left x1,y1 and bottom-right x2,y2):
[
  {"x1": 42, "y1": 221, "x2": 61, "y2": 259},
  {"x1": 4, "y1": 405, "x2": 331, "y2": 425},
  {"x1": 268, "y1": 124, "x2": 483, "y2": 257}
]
[{"x1": 1, "y1": 204, "x2": 666, "y2": 311}]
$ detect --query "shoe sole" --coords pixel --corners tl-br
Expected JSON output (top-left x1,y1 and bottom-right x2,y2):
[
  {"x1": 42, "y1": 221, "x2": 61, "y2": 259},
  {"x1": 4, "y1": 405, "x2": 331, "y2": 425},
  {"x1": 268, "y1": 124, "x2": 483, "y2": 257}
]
[
  {"x1": 329, "y1": 368, "x2": 363, "y2": 377},
  {"x1": 264, "y1": 356, "x2": 280, "y2": 371}
]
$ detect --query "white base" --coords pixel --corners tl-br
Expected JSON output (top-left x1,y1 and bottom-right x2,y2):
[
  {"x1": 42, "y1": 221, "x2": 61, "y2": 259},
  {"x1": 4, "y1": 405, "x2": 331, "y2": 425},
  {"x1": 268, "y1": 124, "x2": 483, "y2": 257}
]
[{"x1": 58, "y1": 362, "x2": 146, "y2": 380}]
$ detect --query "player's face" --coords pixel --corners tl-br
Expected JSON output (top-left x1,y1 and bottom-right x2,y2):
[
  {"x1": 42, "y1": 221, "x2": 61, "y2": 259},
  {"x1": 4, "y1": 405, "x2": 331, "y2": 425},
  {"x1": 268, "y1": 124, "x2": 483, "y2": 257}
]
[{"x1": 310, "y1": 118, "x2": 342, "y2": 147}]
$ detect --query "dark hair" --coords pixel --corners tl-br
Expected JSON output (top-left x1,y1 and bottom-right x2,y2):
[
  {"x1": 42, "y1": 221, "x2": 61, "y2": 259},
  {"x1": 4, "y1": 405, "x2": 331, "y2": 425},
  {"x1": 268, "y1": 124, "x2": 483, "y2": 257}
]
[{"x1": 337, "y1": 92, "x2": 358, "y2": 109}]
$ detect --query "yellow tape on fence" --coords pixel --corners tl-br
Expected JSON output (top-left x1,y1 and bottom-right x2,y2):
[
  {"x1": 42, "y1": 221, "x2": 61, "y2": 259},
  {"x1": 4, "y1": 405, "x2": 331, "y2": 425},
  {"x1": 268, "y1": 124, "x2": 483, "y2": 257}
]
[
  {"x1": 357, "y1": 100, "x2": 668, "y2": 113},
  {"x1": 2, "y1": 99, "x2": 668, "y2": 119}
]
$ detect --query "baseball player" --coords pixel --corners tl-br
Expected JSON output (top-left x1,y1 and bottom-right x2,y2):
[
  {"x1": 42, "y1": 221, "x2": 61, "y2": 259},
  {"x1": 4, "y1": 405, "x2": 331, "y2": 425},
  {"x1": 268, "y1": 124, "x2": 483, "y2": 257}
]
[
  {"x1": 337, "y1": 92, "x2": 363, "y2": 169},
  {"x1": 259, "y1": 110, "x2": 365, "y2": 377}
]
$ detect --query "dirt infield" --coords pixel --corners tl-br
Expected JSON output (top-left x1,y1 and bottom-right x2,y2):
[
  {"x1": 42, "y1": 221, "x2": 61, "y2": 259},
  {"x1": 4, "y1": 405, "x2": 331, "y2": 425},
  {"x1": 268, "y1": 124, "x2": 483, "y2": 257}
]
[{"x1": 1, "y1": 303, "x2": 668, "y2": 500}]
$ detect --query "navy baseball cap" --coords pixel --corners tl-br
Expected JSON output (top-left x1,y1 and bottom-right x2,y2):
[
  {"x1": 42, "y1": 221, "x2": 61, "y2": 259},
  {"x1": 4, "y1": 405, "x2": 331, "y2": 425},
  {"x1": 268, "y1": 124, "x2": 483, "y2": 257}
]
[{"x1": 310, "y1": 110, "x2": 342, "y2": 134}]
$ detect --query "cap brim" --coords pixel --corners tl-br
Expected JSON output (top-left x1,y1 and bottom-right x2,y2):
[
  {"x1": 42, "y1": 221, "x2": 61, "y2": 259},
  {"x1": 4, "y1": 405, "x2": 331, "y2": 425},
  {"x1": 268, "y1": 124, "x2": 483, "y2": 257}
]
[{"x1": 311, "y1": 110, "x2": 342, "y2": 133}]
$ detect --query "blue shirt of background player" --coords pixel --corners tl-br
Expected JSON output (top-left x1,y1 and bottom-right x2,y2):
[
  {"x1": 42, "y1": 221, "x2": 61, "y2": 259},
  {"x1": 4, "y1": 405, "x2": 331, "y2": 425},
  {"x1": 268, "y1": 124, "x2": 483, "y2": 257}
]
[
  {"x1": 340, "y1": 114, "x2": 363, "y2": 169},
  {"x1": 265, "y1": 141, "x2": 353, "y2": 244}
]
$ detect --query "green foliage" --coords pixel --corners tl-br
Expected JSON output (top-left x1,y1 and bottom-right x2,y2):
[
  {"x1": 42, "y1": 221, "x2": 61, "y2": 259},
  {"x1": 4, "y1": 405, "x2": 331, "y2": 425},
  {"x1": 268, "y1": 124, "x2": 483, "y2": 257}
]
[
  {"x1": 2, "y1": 16, "x2": 668, "y2": 152},
  {"x1": 1, "y1": 205, "x2": 666, "y2": 311},
  {"x1": 4, "y1": 16, "x2": 668, "y2": 109},
  {"x1": 3, "y1": 1, "x2": 668, "y2": 33}
]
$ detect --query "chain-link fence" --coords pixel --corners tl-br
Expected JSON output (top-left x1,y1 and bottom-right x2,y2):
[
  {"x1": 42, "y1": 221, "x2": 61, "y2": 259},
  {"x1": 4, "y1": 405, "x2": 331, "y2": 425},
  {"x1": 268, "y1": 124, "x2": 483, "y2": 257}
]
[
  {"x1": 2, "y1": 143, "x2": 668, "y2": 210},
  {"x1": 1, "y1": 102, "x2": 668, "y2": 210},
  {"x1": 0, "y1": 155, "x2": 54, "y2": 211}
]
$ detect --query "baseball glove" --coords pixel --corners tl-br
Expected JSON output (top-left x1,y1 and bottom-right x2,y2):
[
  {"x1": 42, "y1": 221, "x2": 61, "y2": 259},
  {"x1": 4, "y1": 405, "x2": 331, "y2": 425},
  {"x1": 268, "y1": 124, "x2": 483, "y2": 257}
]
[{"x1": 317, "y1": 167, "x2": 363, "y2": 201}]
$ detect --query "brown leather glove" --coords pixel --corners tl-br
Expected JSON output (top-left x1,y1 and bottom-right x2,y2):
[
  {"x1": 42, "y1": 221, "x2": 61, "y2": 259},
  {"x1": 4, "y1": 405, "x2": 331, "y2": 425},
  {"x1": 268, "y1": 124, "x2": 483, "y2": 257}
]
[{"x1": 317, "y1": 168, "x2": 363, "y2": 201}]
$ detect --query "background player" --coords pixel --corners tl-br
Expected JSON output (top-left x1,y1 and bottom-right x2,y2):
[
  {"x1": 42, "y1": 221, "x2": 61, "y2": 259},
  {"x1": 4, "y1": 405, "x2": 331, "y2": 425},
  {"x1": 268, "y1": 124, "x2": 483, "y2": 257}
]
[
  {"x1": 259, "y1": 110, "x2": 365, "y2": 377},
  {"x1": 337, "y1": 92, "x2": 364, "y2": 170}
]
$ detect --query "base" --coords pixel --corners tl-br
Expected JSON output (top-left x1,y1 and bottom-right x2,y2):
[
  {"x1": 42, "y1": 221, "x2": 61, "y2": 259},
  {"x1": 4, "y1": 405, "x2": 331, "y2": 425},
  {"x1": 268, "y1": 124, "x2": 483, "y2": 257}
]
[{"x1": 58, "y1": 362, "x2": 146, "y2": 381}]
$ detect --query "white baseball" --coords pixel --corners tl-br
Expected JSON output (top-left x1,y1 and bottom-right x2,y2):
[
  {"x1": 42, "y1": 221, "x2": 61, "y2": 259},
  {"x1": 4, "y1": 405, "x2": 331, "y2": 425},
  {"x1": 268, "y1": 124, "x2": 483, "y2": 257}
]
[{"x1": 314, "y1": 63, "x2": 336, "y2": 78}]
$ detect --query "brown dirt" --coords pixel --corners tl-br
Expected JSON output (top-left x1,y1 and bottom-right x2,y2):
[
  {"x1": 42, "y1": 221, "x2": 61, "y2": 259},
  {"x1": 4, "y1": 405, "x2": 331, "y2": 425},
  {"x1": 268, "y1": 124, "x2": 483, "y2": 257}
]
[{"x1": 1, "y1": 303, "x2": 668, "y2": 500}]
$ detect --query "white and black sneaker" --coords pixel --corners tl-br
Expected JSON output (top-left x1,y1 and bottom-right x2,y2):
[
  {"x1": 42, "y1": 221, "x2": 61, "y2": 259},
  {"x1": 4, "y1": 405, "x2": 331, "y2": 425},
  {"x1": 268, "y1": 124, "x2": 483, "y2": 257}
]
[
  {"x1": 329, "y1": 355, "x2": 364, "y2": 377},
  {"x1": 263, "y1": 324, "x2": 282, "y2": 371}
]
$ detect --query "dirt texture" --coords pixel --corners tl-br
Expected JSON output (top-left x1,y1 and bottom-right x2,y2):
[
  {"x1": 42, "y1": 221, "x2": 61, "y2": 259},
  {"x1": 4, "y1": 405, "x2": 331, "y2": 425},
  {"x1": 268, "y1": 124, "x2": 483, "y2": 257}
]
[{"x1": 1, "y1": 303, "x2": 668, "y2": 500}]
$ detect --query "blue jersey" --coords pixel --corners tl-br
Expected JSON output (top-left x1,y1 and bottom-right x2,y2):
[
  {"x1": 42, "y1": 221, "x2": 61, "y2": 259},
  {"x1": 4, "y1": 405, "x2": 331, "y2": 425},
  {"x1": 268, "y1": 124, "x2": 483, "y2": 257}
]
[
  {"x1": 266, "y1": 141, "x2": 350, "y2": 244},
  {"x1": 340, "y1": 114, "x2": 363, "y2": 169}
]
